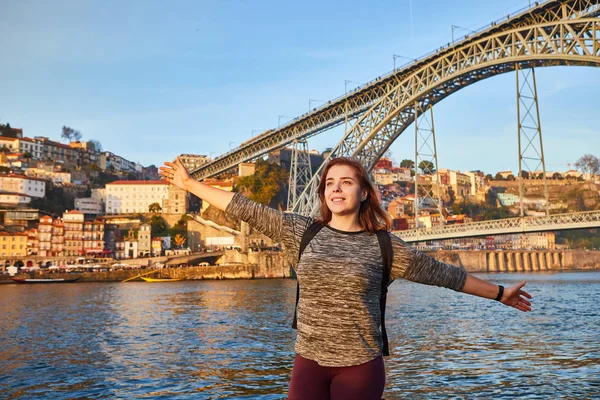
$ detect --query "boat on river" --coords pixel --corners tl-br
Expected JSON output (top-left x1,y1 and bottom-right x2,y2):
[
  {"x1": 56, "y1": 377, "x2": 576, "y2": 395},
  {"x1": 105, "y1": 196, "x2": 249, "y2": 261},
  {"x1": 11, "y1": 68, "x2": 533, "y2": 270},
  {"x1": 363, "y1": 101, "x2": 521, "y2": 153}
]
[
  {"x1": 141, "y1": 277, "x2": 185, "y2": 282},
  {"x1": 11, "y1": 277, "x2": 79, "y2": 284}
]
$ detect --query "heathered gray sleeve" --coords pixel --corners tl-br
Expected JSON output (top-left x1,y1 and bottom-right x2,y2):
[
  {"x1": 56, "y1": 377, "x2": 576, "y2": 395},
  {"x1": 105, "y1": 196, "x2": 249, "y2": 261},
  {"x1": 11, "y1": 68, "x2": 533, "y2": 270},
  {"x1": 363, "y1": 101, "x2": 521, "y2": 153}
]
[
  {"x1": 225, "y1": 193, "x2": 313, "y2": 260},
  {"x1": 389, "y1": 233, "x2": 467, "y2": 292}
]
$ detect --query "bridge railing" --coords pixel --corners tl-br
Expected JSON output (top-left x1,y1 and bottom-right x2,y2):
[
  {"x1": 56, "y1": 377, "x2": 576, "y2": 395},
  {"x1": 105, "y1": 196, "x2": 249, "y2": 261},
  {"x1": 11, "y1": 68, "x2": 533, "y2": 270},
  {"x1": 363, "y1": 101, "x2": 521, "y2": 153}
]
[{"x1": 396, "y1": 210, "x2": 600, "y2": 242}]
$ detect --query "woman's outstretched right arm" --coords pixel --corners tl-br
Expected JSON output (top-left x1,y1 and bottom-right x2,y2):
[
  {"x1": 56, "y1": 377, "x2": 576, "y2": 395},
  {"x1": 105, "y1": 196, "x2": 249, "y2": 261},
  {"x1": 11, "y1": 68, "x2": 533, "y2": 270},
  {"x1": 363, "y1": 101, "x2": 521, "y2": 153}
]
[
  {"x1": 159, "y1": 159, "x2": 235, "y2": 212},
  {"x1": 159, "y1": 158, "x2": 312, "y2": 249}
]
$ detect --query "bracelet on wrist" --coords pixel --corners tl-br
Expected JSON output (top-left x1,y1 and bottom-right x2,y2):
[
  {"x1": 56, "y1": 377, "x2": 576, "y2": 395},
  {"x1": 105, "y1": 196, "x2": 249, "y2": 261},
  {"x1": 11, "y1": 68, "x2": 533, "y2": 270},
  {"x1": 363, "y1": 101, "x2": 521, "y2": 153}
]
[{"x1": 494, "y1": 285, "x2": 504, "y2": 301}]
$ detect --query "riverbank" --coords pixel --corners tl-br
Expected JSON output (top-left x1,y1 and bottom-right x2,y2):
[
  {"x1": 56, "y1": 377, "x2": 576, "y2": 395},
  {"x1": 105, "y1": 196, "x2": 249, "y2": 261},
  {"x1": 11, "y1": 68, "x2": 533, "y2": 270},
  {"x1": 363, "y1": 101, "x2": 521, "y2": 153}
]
[{"x1": 2, "y1": 250, "x2": 599, "y2": 284}]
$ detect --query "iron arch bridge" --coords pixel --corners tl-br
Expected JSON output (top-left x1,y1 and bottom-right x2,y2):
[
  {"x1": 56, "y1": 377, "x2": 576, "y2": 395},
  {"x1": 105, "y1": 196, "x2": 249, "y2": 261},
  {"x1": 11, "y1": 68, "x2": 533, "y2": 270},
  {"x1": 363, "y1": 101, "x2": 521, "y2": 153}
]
[{"x1": 190, "y1": 0, "x2": 600, "y2": 216}]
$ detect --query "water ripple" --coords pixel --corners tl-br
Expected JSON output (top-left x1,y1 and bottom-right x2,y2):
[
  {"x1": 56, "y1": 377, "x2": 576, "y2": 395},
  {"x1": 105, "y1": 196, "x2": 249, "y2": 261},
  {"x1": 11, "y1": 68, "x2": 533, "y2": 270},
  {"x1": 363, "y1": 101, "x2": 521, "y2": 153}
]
[{"x1": 1, "y1": 272, "x2": 599, "y2": 398}]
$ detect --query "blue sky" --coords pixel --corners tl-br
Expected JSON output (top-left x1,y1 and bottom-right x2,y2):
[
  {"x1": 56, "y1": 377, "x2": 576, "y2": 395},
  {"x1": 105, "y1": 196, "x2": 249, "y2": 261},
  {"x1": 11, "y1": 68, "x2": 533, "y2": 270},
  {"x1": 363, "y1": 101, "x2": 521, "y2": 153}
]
[{"x1": 1, "y1": 0, "x2": 598, "y2": 174}]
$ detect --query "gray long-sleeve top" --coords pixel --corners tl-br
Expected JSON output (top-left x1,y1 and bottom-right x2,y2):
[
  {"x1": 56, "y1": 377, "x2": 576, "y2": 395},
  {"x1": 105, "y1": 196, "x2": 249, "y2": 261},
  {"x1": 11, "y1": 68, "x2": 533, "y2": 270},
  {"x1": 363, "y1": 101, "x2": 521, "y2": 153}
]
[{"x1": 226, "y1": 193, "x2": 467, "y2": 367}]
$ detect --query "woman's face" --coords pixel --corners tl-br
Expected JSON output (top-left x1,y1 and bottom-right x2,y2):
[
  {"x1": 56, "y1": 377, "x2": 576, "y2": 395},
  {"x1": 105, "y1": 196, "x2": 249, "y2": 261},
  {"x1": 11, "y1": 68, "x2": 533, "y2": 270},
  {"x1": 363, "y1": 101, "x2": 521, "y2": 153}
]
[{"x1": 324, "y1": 164, "x2": 367, "y2": 217}]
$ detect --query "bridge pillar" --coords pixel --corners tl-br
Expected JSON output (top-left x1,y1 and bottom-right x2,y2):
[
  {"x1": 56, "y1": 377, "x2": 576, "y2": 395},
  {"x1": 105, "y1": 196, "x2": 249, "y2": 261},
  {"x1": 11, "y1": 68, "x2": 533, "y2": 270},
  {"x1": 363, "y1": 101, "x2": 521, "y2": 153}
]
[
  {"x1": 515, "y1": 252, "x2": 523, "y2": 272},
  {"x1": 288, "y1": 138, "x2": 313, "y2": 210},
  {"x1": 539, "y1": 252, "x2": 548, "y2": 270},
  {"x1": 498, "y1": 252, "x2": 506, "y2": 272},
  {"x1": 507, "y1": 252, "x2": 515, "y2": 272},
  {"x1": 516, "y1": 64, "x2": 550, "y2": 217},
  {"x1": 523, "y1": 253, "x2": 532, "y2": 271},
  {"x1": 531, "y1": 252, "x2": 540, "y2": 271},
  {"x1": 487, "y1": 252, "x2": 497, "y2": 272},
  {"x1": 414, "y1": 103, "x2": 444, "y2": 223},
  {"x1": 553, "y1": 252, "x2": 561, "y2": 268},
  {"x1": 545, "y1": 253, "x2": 553, "y2": 270}
]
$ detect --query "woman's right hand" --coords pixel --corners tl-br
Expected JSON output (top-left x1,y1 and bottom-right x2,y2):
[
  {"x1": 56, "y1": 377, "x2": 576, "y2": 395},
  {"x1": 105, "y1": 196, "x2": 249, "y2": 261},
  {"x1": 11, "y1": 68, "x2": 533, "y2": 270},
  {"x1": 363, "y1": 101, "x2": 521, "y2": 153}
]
[{"x1": 159, "y1": 158, "x2": 192, "y2": 191}]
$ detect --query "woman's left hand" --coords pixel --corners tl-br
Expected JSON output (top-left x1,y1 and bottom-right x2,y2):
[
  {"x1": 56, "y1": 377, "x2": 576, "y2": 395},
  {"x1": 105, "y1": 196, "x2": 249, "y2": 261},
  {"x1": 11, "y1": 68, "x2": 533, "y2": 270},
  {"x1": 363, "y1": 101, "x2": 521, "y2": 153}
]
[
  {"x1": 501, "y1": 281, "x2": 532, "y2": 312},
  {"x1": 159, "y1": 158, "x2": 192, "y2": 190}
]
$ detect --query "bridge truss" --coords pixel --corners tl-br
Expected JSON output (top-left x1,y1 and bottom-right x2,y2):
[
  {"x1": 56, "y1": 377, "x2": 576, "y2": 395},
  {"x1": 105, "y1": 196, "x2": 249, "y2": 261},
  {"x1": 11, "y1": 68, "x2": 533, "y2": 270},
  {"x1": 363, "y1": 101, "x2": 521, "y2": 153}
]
[
  {"x1": 398, "y1": 210, "x2": 600, "y2": 243},
  {"x1": 189, "y1": 0, "x2": 600, "y2": 218}
]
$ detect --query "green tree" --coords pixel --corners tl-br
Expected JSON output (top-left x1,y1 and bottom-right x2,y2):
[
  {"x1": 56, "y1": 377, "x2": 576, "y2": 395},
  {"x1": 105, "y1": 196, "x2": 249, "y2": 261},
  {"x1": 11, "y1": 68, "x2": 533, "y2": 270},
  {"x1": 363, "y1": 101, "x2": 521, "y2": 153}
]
[
  {"x1": 494, "y1": 173, "x2": 504, "y2": 180},
  {"x1": 0, "y1": 146, "x2": 11, "y2": 153},
  {"x1": 552, "y1": 172, "x2": 563, "y2": 180},
  {"x1": 148, "y1": 202, "x2": 162, "y2": 213},
  {"x1": 235, "y1": 159, "x2": 288, "y2": 207},
  {"x1": 0, "y1": 123, "x2": 18, "y2": 138},
  {"x1": 507, "y1": 174, "x2": 515, "y2": 181},
  {"x1": 485, "y1": 174, "x2": 493, "y2": 181},
  {"x1": 61, "y1": 126, "x2": 82, "y2": 142},
  {"x1": 575, "y1": 154, "x2": 599, "y2": 178},
  {"x1": 22, "y1": 151, "x2": 33, "y2": 162},
  {"x1": 418, "y1": 160, "x2": 435, "y2": 174},
  {"x1": 451, "y1": 203, "x2": 463, "y2": 215},
  {"x1": 87, "y1": 139, "x2": 103, "y2": 152},
  {"x1": 149, "y1": 214, "x2": 168, "y2": 236},
  {"x1": 400, "y1": 159, "x2": 415, "y2": 169}
]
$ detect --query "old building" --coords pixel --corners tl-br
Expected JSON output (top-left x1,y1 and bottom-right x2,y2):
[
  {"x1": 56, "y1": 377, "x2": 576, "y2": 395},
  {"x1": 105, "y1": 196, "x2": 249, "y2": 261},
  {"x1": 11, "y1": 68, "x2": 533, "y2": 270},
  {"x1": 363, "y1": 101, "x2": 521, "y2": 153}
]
[
  {"x1": 63, "y1": 210, "x2": 84, "y2": 256},
  {"x1": 0, "y1": 174, "x2": 46, "y2": 198},
  {"x1": 105, "y1": 180, "x2": 169, "y2": 214},
  {"x1": 0, "y1": 231, "x2": 27, "y2": 258},
  {"x1": 138, "y1": 223, "x2": 151, "y2": 257}
]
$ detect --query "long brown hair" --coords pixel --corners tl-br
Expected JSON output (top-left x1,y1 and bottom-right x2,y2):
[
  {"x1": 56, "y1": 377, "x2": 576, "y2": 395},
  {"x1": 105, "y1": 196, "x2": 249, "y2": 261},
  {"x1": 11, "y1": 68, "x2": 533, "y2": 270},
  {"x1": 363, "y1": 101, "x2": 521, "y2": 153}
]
[{"x1": 317, "y1": 157, "x2": 392, "y2": 233}]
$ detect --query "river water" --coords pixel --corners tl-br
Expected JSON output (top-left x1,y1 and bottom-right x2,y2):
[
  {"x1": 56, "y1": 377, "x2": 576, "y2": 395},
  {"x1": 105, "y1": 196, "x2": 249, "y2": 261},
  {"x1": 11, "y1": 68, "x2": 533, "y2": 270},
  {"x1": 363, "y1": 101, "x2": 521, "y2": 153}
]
[{"x1": 1, "y1": 272, "x2": 599, "y2": 399}]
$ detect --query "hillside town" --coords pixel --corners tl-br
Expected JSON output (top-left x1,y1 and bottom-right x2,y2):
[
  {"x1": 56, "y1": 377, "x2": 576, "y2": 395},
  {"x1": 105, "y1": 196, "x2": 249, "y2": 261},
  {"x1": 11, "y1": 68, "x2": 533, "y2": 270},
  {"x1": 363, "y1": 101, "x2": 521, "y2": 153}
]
[{"x1": 0, "y1": 122, "x2": 599, "y2": 269}]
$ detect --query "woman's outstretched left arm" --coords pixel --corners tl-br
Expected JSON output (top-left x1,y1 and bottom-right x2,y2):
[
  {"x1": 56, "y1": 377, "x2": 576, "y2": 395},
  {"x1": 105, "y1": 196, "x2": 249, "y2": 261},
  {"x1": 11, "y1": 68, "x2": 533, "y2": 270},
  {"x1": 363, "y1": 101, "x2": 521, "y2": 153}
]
[
  {"x1": 390, "y1": 234, "x2": 533, "y2": 313},
  {"x1": 462, "y1": 274, "x2": 532, "y2": 312}
]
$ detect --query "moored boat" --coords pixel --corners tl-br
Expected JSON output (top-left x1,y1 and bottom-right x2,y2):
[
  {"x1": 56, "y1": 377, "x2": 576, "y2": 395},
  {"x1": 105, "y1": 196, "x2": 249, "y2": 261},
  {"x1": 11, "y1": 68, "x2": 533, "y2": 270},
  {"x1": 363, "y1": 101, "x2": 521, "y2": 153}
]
[
  {"x1": 10, "y1": 277, "x2": 79, "y2": 284},
  {"x1": 141, "y1": 277, "x2": 185, "y2": 282}
]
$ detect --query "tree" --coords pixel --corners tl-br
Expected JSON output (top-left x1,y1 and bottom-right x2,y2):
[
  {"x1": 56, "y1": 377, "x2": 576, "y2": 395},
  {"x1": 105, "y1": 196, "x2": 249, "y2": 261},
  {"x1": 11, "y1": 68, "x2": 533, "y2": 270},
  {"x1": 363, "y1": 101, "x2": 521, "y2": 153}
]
[
  {"x1": 149, "y1": 215, "x2": 168, "y2": 236},
  {"x1": 507, "y1": 174, "x2": 516, "y2": 181},
  {"x1": 0, "y1": 146, "x2": 11, "y2": 153},
  {"x1": 495, "y1": 173, "x2": 504, "y2": 180},
  {"x1": 400, "y1": 159, "x2": 415, "y2": 169},
  {"x1": 418, "y1": 160, "x2": 435, "y2": 174},
  {"x1": 173, "y1": 233, "x2": 187, "y2": 248},
  {"x1": 575, "y1": 154, "x2": 599, "y2": 178},
  {"x1": 87, "y1": 139, "x2": 103, "y2": 152},
  {"x1": 235, "y1": 159, "x2": 288, "y2": 207},
  {"x1": 519, "y1": 170, "x2": 529, "y2": 179},
  {"x1": 451, "y1": 203, "x2": 463, "y2": 215},
  {"x1": 0, "y1": 123, "x2": 18, "y2": 138},
  {"x1": 61, "y1": 126, "x2": 82, "y2": 142},
  {"x1": 552, "y1": 172, "x2": 563, "y2": 180},
  {"x1": 485, "y1": 174, "x2": 493, "y2": 181},
  {"x1": 148, "y1": 202, "x2": 162, "y2": 213}
]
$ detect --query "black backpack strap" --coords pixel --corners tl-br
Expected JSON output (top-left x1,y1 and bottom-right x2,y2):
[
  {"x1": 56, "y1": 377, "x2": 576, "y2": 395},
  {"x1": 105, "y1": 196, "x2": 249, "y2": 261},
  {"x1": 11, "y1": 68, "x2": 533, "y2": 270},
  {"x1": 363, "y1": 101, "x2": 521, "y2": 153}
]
[
  {"x1": 376, "y1": 230, "x2": 393, "y2": 356},
  {"x1": 292, "y1": 221, "x2": 324, "y2": 329}
]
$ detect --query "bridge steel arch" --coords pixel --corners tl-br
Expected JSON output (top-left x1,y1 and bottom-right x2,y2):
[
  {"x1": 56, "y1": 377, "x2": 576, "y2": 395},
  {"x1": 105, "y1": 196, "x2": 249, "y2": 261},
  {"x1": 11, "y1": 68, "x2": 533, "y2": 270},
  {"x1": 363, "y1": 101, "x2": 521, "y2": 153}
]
[
  {"x1": 293, "y1": 17, "x2": 600, "y2": 215},
  {"x1": 188, "y1": 0, "x2": 600, "y2": 211}
]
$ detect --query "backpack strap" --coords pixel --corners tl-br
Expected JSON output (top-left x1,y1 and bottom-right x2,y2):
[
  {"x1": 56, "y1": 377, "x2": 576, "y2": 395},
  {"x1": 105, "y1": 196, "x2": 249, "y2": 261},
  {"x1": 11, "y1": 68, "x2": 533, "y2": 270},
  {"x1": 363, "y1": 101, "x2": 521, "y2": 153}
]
[
  {"x1": 292, "y1": 221, "x2": 324, "y2": 329},
  {"x1": 376, "y1": 230, "x2": 393, "y2": 356}
]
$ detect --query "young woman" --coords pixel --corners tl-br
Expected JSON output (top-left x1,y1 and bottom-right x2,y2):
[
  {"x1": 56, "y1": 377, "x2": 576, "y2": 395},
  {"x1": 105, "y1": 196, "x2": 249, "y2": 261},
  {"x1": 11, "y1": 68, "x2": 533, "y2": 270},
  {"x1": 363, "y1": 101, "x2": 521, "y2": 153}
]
[{"x1": 159, "y1": 156, "x2": 532, "y2": 400}]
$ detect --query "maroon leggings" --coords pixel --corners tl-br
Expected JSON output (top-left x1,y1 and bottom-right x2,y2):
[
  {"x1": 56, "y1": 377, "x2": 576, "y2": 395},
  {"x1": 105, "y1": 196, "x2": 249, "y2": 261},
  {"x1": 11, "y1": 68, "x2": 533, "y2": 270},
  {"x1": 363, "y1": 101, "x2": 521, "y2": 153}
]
[{"x1": 288, "y1": 354, "x2": 385, "y2": 400}]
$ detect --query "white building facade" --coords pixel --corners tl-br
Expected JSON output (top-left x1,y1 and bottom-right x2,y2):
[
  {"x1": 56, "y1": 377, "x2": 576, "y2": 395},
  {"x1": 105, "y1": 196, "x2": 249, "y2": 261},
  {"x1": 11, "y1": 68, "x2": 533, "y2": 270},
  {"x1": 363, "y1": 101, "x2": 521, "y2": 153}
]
[
  {"x1": 0, "y1": 175, "x2": 46, "y2": 198},
  {"x1": 105, "y1": 180, "x2": 169, "y2": 214},
  {"x1": 75, "y1": 198, "x2": 104, "y2": 215}
]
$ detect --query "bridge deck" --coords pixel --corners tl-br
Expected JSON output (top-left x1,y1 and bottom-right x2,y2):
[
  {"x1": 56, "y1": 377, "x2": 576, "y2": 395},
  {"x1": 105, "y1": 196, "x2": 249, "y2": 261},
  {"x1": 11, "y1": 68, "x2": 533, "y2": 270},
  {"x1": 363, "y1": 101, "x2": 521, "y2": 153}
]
[{"x1": 397, "y1": 210, "x2": 600, "y2": 243}]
